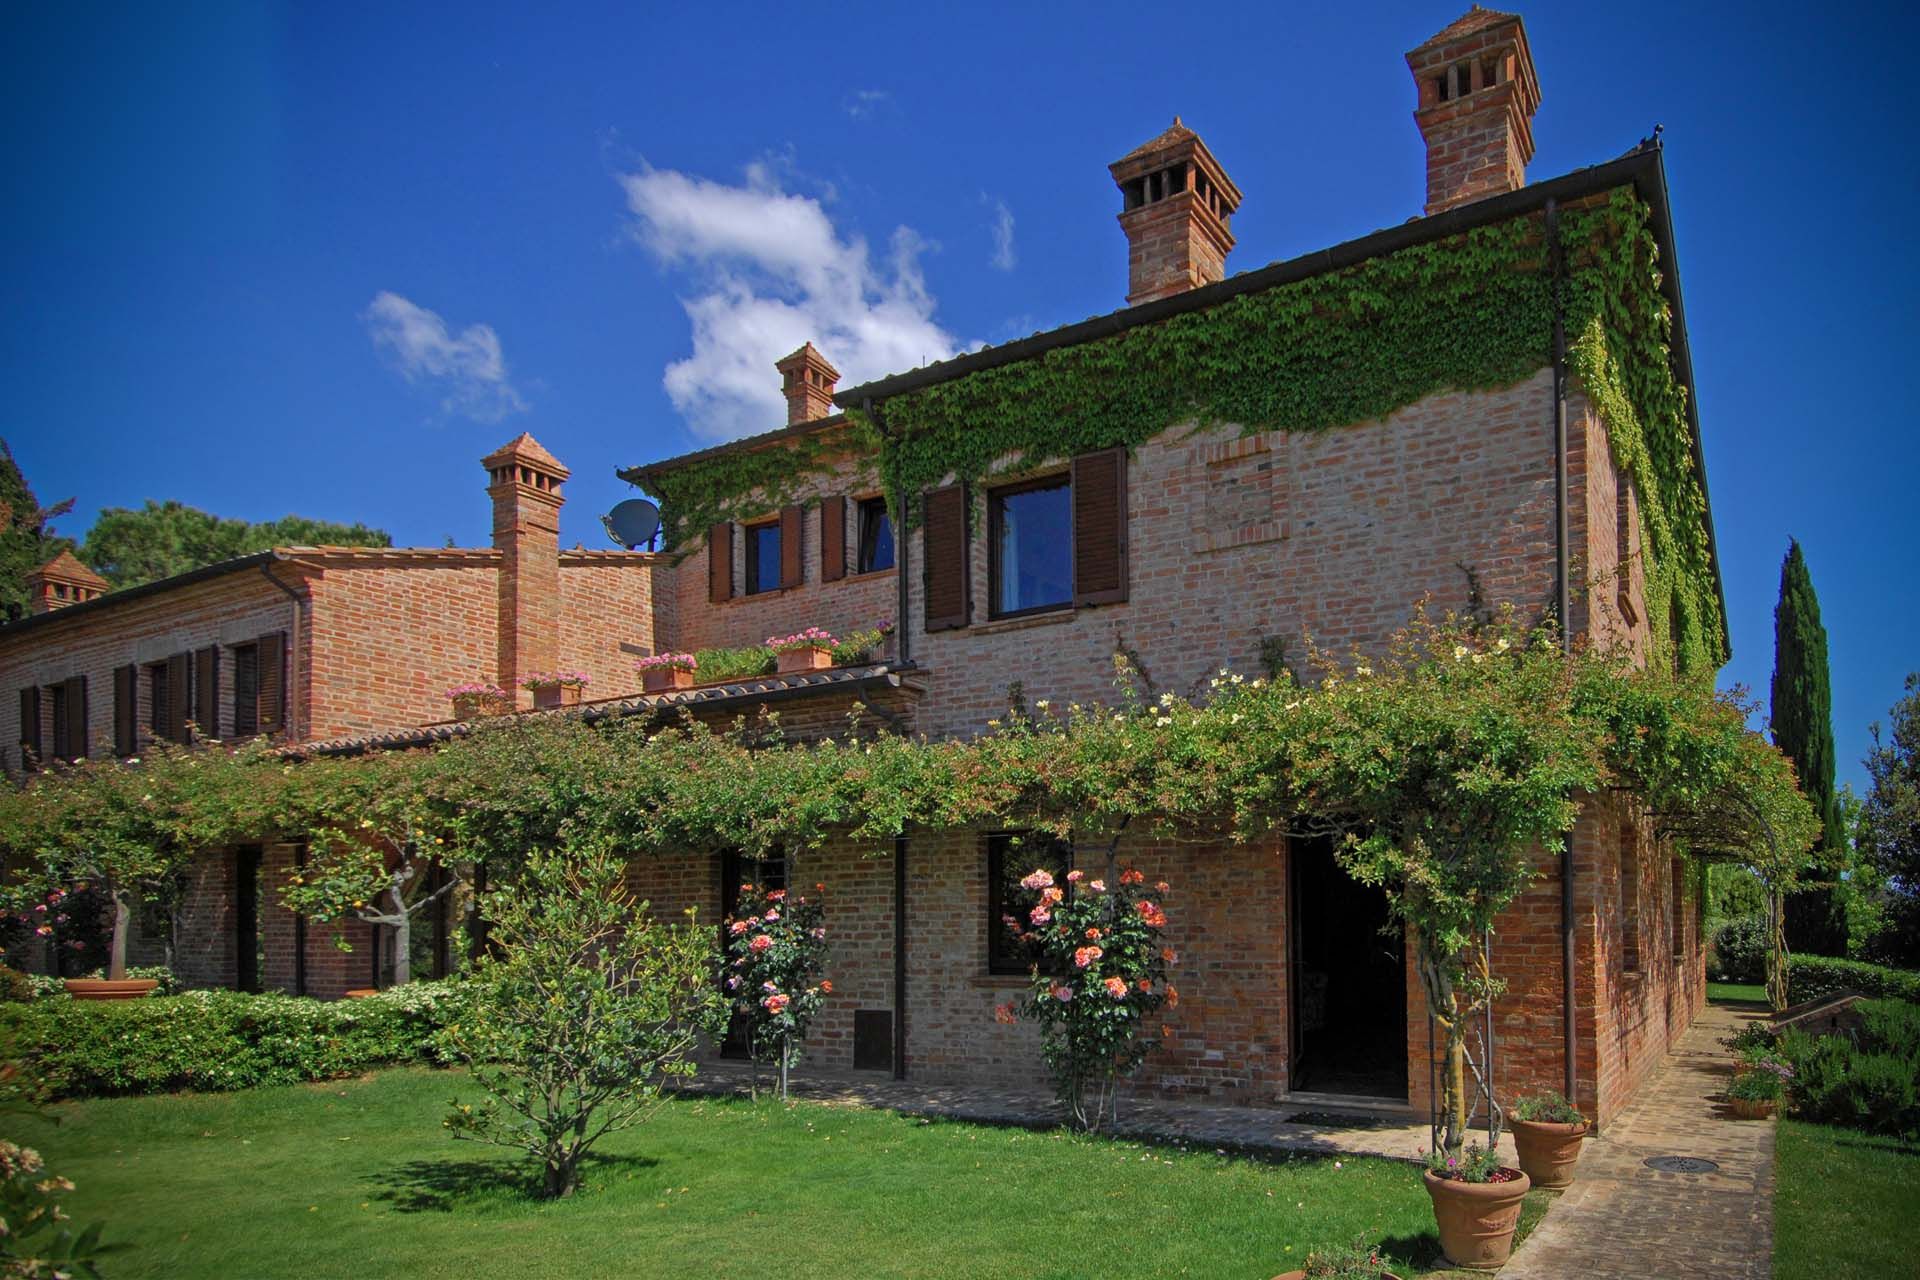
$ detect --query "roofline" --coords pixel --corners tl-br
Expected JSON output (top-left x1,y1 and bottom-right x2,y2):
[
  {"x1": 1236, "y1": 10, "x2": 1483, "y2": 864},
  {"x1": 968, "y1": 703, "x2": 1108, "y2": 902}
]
[
  {"x1": 617, "y1": 411, "x2": 851, "y2": 491},
  {"x1": 0, "y1": 551, "x2": 283, "y2": 640}
]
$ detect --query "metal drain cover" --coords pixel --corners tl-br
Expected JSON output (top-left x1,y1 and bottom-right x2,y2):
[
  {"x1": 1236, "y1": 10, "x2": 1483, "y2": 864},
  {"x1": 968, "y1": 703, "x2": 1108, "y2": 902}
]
[{"x1": 1644, "y1": 1156, "x2": 1720, "y2": 1174}]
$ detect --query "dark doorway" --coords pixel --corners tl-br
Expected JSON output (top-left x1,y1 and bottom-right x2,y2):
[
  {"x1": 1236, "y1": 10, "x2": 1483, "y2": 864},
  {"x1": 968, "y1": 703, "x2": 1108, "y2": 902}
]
[
  {"x1": 719, "y1": 850, "x2": 787, "y2": 1058},
  {"x1": 1288, "y1": 835, "x2": 1407, "y2": 1100},
  {"x1": 234, "y1": 846, "x2": 263, "y2": 993}
]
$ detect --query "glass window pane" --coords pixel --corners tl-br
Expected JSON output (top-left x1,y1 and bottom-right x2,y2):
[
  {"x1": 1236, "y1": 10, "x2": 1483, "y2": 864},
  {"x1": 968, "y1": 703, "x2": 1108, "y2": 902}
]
[
  {"x1": 858, "y1": 499, "x2": 894, "y2": 573},
  {"x1": 993, "y1": 480, "x2": 1072, "y2": 615},
  {"x1": 747, "y1": 524, "x2": 782, "y2": 594}
]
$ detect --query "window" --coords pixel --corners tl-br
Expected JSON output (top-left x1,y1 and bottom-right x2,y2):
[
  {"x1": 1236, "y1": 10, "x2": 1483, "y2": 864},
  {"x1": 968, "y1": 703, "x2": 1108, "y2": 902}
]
[
  {"x1": 986, "y1": 832, "x2": 1072, "y2": 975},
  {"x1": 1620, "y1": 816, "x2": 1641, "y2": 973},
  {"x1": 989, "y1": 475, "x2": 1072, "y2": 618},
  {"x1": 231, "y1": 642, "x2": 259, "y2": 737},
  {"x1": 857, "y1": 497, "x2": 894, "y2": 574},
  {"x1": 49, "y1": 679, "x2": 85, "y2": 761},
  {"x1": 147, "y1": 661, "x2": 172, "y2": 742},
  {"x1": 744, "y1": 521, "x2": 782, "y2": 595}
]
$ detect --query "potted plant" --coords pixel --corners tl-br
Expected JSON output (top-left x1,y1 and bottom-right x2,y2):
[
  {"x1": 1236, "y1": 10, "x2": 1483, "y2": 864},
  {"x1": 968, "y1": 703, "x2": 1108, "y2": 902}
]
[
  {"x1": 1508, "y1": 1091, "x2": 1589, "y2": 1188},
  {"x1": 1273, "y1": 1237, "x2": 1405, "y2": 1280},
  {"x1": 520, "y1": 671, "x2": 590, "y2": 709},
  {"x1": 768, "y1": 628, "x2": 837, "y2": 673},
  {"x1": 636, "y1": 652, "x2": 698, "y2": 693},
  {"x1": 1728, "y1": 1060, "x2": 1789, "y2": 1118},
  {"x1": 1422, "y1": 1142, "x2": 1531, "y2": 1271},
  {"x1": 445, "y1": 682, "x2": 513, "y2": 720}
]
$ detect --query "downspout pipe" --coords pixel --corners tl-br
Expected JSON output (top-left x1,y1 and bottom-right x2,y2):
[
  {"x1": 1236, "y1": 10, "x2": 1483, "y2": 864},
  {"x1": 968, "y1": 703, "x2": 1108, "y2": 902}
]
[
  {"x1": 259, "y1": 557, "x2": 306, "y2": 743},
  {"x1": 1546, "y1": 198, "x2": 1579, "y2": 1105}
]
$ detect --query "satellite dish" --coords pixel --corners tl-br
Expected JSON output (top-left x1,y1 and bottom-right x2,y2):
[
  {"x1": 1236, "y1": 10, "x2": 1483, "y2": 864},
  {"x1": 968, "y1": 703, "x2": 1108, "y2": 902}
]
[{"x1": 602, "y1": 498, "x2": 661, "y2": 550}]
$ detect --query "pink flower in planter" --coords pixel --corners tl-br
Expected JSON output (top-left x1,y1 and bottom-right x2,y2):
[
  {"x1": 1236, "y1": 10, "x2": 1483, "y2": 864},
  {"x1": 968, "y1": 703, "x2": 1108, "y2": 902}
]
[{"x1": 750, "y1": 935, "x2": 773, "y2": 954}]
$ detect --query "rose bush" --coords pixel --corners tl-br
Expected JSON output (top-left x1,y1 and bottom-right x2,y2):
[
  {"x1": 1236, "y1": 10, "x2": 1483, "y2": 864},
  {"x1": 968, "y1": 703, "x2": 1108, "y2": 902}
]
[{"x1": 721, "y1": 880, "x2": 831, "y2": 1099}]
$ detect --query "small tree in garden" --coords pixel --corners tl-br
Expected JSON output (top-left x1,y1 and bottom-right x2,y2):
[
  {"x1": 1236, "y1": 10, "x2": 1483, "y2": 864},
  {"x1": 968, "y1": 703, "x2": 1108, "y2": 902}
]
[
  {"x1": 444, "y1": 841, "x2": 724, "y2": 1198},
  {"x1": 996, "y1": 864, "x2": 1175, "y2": 1131},
  {"x1": 721, "y1": 880, "x2": 831, "y2": 1100}
]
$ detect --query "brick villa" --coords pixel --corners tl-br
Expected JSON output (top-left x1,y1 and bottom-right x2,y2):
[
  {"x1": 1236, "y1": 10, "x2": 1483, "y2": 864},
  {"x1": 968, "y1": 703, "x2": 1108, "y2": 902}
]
[{"x1": 3, "y1": 9, "x2": 1718, "y2": 1126}]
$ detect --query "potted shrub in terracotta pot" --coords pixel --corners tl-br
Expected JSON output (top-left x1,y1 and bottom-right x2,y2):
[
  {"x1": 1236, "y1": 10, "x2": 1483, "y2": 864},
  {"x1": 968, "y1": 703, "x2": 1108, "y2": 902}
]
[
  {"x1": 1272, "y1": 1237, "x2": 1405, "y2": 1280},
  {"x1": 521, "y1": 671, "x2": 590, "y2": 709},
  {"x1": 1422, "y1": 1142, "x2": 1531, "y2": 1271},
  {"x1": 1508, "y1": 1091, "x2": 1589, "y2": 1188},
  {"x1": 445, "y1": 682, "x2": 513, "y2": 721},
  {"x1": 1727, "y1": 1060, "x2": 1789, "y2": 1118},
  {"x1": 768, "y1": 627, "x2": 837, "y2": 674},
  {"x1": 637, "y1": 652, "x2": 698, "y2": 694}
]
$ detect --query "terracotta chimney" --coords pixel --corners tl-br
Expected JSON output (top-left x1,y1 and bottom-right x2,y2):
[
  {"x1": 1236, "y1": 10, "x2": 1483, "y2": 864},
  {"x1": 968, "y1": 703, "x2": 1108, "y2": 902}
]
[
  {"x1": 1110, "y1": 117, "x2": 1242, "y2": 306},
  {"x1": 482, "y1": 434, "x2": 568, "y2": 707},
  {"x1": 25, "y1": 550, "x2": 108, "y2": 614},
  {"x1": 1407, "y1": 7, "x2": 1542, "y2": 216},
  {"x1": 775, "y1": 343, "x2": 840, "y2": 425}
]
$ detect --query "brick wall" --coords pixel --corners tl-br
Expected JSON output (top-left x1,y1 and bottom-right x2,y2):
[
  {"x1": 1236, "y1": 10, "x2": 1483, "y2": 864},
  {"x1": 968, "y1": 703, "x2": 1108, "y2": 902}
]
[{"x1": 556, "y1": 552, "x2": 667, "y2": 702}]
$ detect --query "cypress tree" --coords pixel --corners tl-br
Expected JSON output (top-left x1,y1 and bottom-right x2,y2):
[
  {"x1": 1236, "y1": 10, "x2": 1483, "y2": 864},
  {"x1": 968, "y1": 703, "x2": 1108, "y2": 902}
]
[{"x1": 1771, "y1": 540, "x2": 1849, "y2": 956}]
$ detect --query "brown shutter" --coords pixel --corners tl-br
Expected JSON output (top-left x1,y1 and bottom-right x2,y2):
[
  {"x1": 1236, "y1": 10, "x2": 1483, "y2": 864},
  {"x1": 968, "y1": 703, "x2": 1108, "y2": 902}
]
[
  {"x1": 165, "y1": 653, "x2": 192, "y2": 744},
  {"x1": 707, "y1": 522, "x2": 733, "y2": 604},
  {"x1": 19, "y1": 687, "x2": 42, "y2": 770},
  {"x1": 232, "y1": 643, "x2": 259, "y2": 737},
  {"x1": 195, "y1": 646, "x2": 219, "y2": 740},
  {"x1": 62, "y1": 676, "x2": 87, "y2": 759},
  {"x1": 114, "y1": 664, "x2": 137, "y2": 756},
  {"x1": 779, "y1": 504, "x2": 803, "y2": 589},
  {"x1": 820, "y1": 496, "x2": 847, "y2": 583},
  {"x1": 256, "y1": 632, "x2": 286, "y2": 735},
  {"x1": 922, "y1": 484, "x2": 971, "y2": 632},
  {"x1": 1072, "y1": 447, "x2": 1130, "y2": 607}
]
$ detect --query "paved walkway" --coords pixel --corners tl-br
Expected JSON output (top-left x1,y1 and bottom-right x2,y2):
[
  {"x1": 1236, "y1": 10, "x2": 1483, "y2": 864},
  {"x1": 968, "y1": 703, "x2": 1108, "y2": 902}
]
[{"x1": 1501, "y1": 1002, "x2": 1775, "y2": 1280}]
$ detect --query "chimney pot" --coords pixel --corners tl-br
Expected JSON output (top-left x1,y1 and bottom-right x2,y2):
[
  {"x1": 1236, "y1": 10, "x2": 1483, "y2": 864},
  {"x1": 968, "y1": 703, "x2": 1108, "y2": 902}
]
[
  {"x1": 481, "y1": 434, "x2": 569, "y2": 705},
  {"x1": 774, "y1": 343, "x2": 841, "y2": 425},
  {"x1": 1109, "y1": 118, "x2": 1241, "y2": 306},
  {"x1": 24, "y1": 551, "x2": 108, "y2": 614},
  {"x1": 1407, "y1": 8, "x2": 1542, "y2": 216}
]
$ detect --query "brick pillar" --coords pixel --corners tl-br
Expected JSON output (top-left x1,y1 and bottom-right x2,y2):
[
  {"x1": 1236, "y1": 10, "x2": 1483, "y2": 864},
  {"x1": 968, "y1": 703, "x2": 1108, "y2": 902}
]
[
  {"x1": 1406, "y1": 7, "x2": 1542, "y2": 216},
  {"x1": 1109, "y1": 117, "x2": 1241, "y2": 306},
  {"x1": 774, "y1": 343, "x2": 840, "y2": 425},
  {"x1": 481, "y1": 434, "x2": 569, "y2": 707}
]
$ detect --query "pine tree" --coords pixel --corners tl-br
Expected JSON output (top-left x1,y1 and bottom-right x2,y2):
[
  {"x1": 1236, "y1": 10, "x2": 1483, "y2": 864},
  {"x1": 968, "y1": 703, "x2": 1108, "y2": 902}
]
[
  {"x1": 0, "y1": 438, "x2": 76, "y2": 621},
  {"x1": 1771, "y1": 540, "x2": 1849, "y2": 956}
]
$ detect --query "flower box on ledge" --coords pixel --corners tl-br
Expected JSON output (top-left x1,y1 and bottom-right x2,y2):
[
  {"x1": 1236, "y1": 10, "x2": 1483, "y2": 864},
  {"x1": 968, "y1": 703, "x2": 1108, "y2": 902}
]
[
  {"x1": 446, "y1": 684, "x2": 513, "y2": 721},
  {"x1": 768, "y1": 628, "x2": 837, "y2": 674},
  {"x1": 521, "y1": 672, "x2": 590, "y2": 710},
  {"x1": 638, "y1": 654, "x2": 699, "y2": 694}
]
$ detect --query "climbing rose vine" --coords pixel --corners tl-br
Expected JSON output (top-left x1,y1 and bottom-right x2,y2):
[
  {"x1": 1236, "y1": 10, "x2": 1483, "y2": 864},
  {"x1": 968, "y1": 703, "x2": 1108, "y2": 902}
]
[
  {"x1": 721, "y1": 881, "x2": 831, "y2": 1098},
  {"x1": 996, "y1": 864, "x2": 1176, "y2": 1131}
]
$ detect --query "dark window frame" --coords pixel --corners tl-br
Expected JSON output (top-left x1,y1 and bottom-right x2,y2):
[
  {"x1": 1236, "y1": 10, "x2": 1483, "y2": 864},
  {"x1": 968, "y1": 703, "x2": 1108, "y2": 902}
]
[
  {"x1": 987, "y1": 472, "x2": 1074, "y2": 621},
  {"x1": 856, "y1": 495, "x2": 895, "y2": 574},
  {"x1": 985, "y1": 831, "x2": 1073, "y2": 976},
  {"x1": 743, "y1": 519, "x2": 782, "y2": 596}
]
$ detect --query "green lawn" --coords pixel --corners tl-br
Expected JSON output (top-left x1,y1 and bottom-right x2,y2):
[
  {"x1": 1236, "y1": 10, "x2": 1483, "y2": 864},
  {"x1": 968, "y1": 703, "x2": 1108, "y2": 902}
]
[
  {"x1": 1708, "y1": 981, "x2": 1768, "y2": 1004},
  {"x1": 1775, "y1": 1119, "x2": 1920, "y2": 1279},
  {"x1": 14, "y1": 1067, "x2": 1546, "y2": 1280}
]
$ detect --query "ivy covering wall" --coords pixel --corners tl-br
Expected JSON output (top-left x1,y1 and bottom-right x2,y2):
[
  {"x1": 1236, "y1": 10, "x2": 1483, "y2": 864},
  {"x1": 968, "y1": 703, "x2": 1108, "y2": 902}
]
[{"x1": 642, "y1": 188, "x2": 1725, "y2": 674}]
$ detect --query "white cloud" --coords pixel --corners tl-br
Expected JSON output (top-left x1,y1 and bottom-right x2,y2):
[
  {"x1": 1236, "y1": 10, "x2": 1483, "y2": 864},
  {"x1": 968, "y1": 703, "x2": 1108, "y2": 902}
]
[
  {"x1": 984, "y1": 195, "x2": 1016, "y2": 271},
  {"x1": 362, "y1": 292, "x2": 527, "y2": 424},
  {"x1": 842, "y1": 89, "x2": 891, "y2": 121},
  {"x1": 620, "y1": 162, "x2": 962, "y2": 441}
]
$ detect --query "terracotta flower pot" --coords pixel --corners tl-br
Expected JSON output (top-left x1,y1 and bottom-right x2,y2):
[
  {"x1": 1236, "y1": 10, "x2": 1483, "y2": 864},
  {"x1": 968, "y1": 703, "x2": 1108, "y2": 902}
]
[
  {"x1": 1423, "y1": 1168, "x2": 1531, "y2": 1271},
  {"x1": 1509, "y1": 1118, "x2": 1588, "y2": 1188},
  {"x1": 450, "y1": 693, "x2": 512, "y2": 721},
  {"x1": 642, "y1": 667, "x2": 696, "y2": 693},
  {"x1": 63, "y1": 978, "x2": 158, "y2": 1001},
  {"x1": 531, "y1": 684, "x2": 584, "y2": 709},
  {"x1": 776, "y1": 645, "x2": 834, "y2": 673},
  {"x1": 1730, "y1": 1095, "x2": 1776, "y2": 1119}
]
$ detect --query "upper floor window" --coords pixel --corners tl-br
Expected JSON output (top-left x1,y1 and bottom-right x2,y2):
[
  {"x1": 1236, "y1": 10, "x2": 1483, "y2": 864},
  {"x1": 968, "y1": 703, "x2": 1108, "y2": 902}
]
[
  {"x1": 745, "y1": 521, "x2": 782, "y2": 596},
  {"x1": 857, "y1": 497, "x2": 894, "y2": 574},
  {"x1": 989, "y1": 475, "x2": 1072, "y2": 618}
]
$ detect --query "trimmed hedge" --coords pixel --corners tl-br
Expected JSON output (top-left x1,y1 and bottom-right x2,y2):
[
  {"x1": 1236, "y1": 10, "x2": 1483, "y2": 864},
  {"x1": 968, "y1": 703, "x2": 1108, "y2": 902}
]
[
  {"x1": 1788, "y1": 955, "x2": 1920, "y2": 1005},
  {"x1": 0, "y1": 981, "x2": 470, "y2": 1098}
]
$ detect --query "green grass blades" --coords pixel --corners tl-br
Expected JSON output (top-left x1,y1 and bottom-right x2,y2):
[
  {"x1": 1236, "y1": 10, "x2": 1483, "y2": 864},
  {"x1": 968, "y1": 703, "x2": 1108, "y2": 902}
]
[{"x1": 1774, "y1": 1119, "x2": 1920, "y2": 1280}]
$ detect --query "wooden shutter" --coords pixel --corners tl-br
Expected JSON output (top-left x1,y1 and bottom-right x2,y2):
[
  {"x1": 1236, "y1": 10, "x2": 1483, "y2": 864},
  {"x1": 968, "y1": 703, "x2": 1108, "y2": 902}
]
[
  {"x1": 1072, "y1": 447, "x2": 1129, "y2": 607},
  {"x1": 922, "y1": 483, "x2": 971, "y2": 632},
  {"x1": 707, "y1": 522, "x2": 733, "y2": 604},
  {"x1": 779, "y1": 504, "x2": 804, "y2": 589},
  {"x1": 232, "y1": 643, "x2": 259, "y2": 737},
  {"x1": 195, "y1": 646, "x2": 219, "y2": 740},
  {"x1": 114, "y1": 664, "x2": 137, "y2": 756},
  {"x1": 256, "y1": 632, "x2": 286, "y2": 735},
  {"x1": 61, "y1": 676, "x2": 87, "y2": 759},
  {"x1": 820, "y1": 496, "x2": 847, "y2": 583},
  {"x1": 19, "y1": 687, "x2": 42, "y2": 770},
  {"x1": 165, "y1": 653, "x2": 192, "y2": 744}
]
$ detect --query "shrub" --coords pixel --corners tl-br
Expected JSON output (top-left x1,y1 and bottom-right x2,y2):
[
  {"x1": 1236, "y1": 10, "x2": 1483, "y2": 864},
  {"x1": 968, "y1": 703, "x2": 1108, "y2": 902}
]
[
  {"x1": 689, "y1": 645, "x2": 777, "y2": 683},
  {"x1": 1510, "y1": 1091, "x2": 1585, "y2": 1124},
  {"x1": 1728, "y1": 1061, "x2": 1790, "y2": 1102},
  {"x1": 0, "y1": 966, "x2": 33, "y2": 1003},
  {"x1": 1708, "y1": 913, "x2": 1768, "y2": 983},
  {"x1": 719, "y1": 880, "x2": 831, "y2": 1097},
  {"x1": 0, "y1": 1139, "x2": 122, "y2": 1278},
  {"x1": 0, "y1": 980, "x2": 468, "y2": 1097},
  {"x1": 1860, "y1": 997, "x2": 1920, "y2": 1061},
  {"x1": 1776, "y1": 1001, "x2": 1920, "y2": 1136},
  {"x1": 1787, "y1": 954, "x2": 1920, "y2": 1004}
]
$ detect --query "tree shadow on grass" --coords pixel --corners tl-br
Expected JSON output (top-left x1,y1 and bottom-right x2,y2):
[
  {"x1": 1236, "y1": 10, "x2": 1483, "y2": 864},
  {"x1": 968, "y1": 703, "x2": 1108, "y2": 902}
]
[{"x1": 363, "y1": 1151, "x2": 657, "y2": 1213}]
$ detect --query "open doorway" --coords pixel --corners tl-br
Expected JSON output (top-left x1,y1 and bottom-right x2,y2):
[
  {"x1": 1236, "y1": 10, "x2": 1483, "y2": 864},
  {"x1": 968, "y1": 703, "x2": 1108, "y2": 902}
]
[{"x1": 1288, "y1": 835, "x2": 1407, "y2": 1101}]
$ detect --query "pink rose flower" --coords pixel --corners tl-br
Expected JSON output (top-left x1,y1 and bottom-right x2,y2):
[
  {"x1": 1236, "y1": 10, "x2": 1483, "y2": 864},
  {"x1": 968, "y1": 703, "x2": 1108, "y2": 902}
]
[
  {"x1": 1051, "y1": 984, "x2": 1075, "y2": 1003},
  {"x1": 1066, "y1": 870, "x2": 1085, "y2": 883},
  {"x1": 762, "y1": 993, "x2": 790, "y2": 1013},
  {"x1": 1087, "y1": 879, "x2": 1106, "y2": 893},
  {"x1": 750, "y1": 935, "x2": 773, "y2": 953},
  {"x1": 729, "y1": 920, "x2": 749, "y2": 935},
  {"x1": 1029, "y1": 905, "x2": 1052, "y2": 926},
  {"x1": 1019, "y1": 869, "x2": 1055, "y2": 892},
  {"x1": 1104, "y1": 976, "x2": 1129, "y2": 999}
]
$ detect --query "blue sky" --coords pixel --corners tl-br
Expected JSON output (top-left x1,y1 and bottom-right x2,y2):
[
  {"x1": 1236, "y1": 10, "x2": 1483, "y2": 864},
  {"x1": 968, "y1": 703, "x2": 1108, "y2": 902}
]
[{"x1": 3, "y1": 2, "x2": 1914, "y2": 789}]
